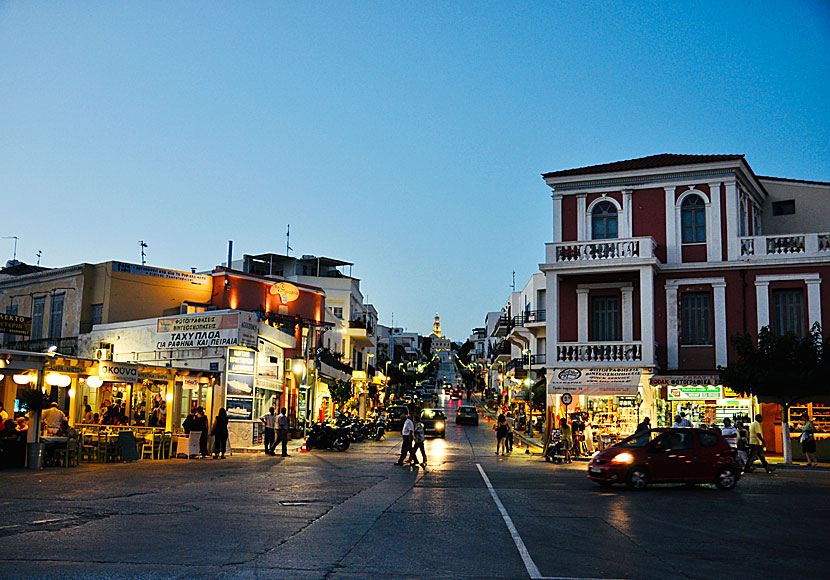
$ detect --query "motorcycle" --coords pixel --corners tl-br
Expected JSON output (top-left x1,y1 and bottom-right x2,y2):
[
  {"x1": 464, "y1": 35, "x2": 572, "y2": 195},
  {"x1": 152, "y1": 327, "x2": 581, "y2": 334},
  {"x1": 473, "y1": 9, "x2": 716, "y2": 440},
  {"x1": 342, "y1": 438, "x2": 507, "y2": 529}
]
[
  {"x1": 366, "y1": 415, "x2": 387, "y2": 441},
  {"x1": 306, "y1": 422, "x2": 351, "y2": 451}
]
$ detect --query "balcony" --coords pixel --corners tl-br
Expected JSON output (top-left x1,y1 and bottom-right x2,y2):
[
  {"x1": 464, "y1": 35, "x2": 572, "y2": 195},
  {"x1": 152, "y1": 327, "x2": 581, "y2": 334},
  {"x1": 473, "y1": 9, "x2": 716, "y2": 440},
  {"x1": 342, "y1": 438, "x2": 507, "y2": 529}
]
[
  {"x1": 545, "y1": 237, "x2": 657, "y2": 268},
  {"x1": 494, "y1": 341, "x2": 512, "y2": 362},
  {"x1": 512, "y1": 310, "x2": 546, "y2": 327},
  {"x1": 739, "y1": 232, "x2": 830, "y2": 261},
  {"x1": 529, "y1": 353, "x2": 546, "y2": 365},
  {"x1": 556, "y1": 341, "x2": 642, "y2": 365},
  {"x1": 492, "y1": 315, "x2": 512, "y2": 337},
  {"x1": 6, "y1": 336, "x2": 79, "y2": 356}
]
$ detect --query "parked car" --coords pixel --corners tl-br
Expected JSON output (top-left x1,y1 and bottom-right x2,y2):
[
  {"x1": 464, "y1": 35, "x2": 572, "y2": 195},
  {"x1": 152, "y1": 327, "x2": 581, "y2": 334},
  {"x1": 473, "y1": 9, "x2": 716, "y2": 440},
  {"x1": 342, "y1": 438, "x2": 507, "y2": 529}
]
[
  {"x1": 387, "y1": 405, "x2": 410, "y2": 431},
  {"x1": 587, "y1": 428, "x2": 741, "y2": 490},
  {"x1": 420, "y1": 409, "x2": 447, "y2": 438},
  {"x1": 456, "y1": 405, "x2": 479, "y2": 425}
]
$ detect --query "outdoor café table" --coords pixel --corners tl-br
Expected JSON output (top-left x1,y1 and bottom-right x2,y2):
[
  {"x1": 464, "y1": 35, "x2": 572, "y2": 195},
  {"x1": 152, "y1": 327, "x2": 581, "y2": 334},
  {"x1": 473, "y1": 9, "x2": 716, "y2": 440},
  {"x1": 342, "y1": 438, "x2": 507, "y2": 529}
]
[{"x1": 41, "y1": 436, "x2": 68, "y2": 466}]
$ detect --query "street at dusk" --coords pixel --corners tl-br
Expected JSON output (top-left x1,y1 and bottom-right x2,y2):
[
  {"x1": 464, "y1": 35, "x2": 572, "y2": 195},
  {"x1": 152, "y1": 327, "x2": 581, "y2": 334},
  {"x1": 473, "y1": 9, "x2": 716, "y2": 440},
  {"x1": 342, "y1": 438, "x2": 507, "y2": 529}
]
[
  {"x1": 2, "y1": 394, "x2": 829, "y2": 580},
  {"x1": 2, "y1": 3, "x2": 829, "y2": 579}
]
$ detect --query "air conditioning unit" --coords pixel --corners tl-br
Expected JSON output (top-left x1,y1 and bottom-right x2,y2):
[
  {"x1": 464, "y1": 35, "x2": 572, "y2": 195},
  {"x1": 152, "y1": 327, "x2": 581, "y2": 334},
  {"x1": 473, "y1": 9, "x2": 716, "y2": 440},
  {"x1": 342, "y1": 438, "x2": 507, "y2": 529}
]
[{"x1": 95, "y1": 348, "x2": 113, "y2": 361}]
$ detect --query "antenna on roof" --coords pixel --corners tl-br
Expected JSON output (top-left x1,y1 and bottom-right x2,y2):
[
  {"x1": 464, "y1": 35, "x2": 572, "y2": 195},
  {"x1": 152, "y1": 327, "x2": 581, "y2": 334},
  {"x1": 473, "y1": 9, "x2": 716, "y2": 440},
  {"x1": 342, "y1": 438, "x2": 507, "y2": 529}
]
[
  {"x1": 3, "y1": 236, "x2": 19, "y2": 261},
  {"x1": 139, "y1": 240, "x2": 148, "y2": 265},
  {"x1": 512, "y1": 270, "x2": 516, "y2": 291},
  {"x1": 286, "y1": 224, "x2": 293, "y2": 256}
]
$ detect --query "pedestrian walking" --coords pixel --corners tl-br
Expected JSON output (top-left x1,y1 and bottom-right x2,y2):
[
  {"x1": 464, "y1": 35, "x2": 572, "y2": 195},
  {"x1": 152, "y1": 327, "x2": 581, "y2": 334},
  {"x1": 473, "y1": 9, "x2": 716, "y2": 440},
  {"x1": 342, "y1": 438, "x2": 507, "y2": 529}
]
[
  {"x1": 559, "y1": 417, "x2": 573, "y2": 463},
  {"x1": 800, "y1": 414, "x2": 818, "y2": 467},
  {"x1": 494, "y1": 413, "x2": 508, "y2": 455},
  {"x1": 721, "y1": 417, "x2": 738, "y2": 450},
  {"x1": 194, "y1": 407, "x2": 209, "y2": 458},
  {"x1": 277, "y1": 407, "x2": 290, "y2": 457},
  {"x1": 395, "y1": 409, "x2": 414, "y2": 465},
  {"x1": 583, "y1": 420, "x2": 595, "y2": 455},
  {"x1": 505, "y1": 412, "x2": 515, "y2": 453},
  {"x1": 211, "y1": 408, "x2": 229, "y2": 459},
  {"x1": 410, "y1": 416, "x2": 427, "y2": 466},
  {"x1": 635, "y1": 417, "x2": 651, "y2": 434},
  {"x1": 745, "y1": 414, "x2": 775, "y2": 474},
  {"x1": 260, "y1": 406, "x2": 277, "y2": 456}
]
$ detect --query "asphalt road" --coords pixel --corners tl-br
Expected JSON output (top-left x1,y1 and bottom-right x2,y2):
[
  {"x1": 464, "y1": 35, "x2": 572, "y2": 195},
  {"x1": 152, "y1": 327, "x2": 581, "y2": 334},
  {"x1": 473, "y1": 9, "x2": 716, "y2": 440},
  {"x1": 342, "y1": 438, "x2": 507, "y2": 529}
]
[{"x1": 1, "y1": 394, "x2": 828, "y2": 580}]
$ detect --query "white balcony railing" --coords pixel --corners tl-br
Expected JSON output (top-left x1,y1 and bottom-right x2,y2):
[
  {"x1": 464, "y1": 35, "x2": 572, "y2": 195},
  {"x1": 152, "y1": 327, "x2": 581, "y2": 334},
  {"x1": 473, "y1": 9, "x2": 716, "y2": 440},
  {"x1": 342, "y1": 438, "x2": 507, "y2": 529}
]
[
  {"x1": 556, "y1": 342, "x2": 643, "y2": 363},
  {"x1": 739, "y1": 233, "x2": 830, "y2": 260},
  {"x1": 546, "y1": 237, "x2": 657, "y2": 265}
]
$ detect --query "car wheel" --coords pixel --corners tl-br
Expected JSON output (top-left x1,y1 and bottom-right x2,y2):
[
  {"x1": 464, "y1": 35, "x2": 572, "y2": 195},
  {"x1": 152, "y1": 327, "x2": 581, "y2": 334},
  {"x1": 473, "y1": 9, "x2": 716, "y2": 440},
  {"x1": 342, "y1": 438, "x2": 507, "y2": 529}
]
[
  {"x1": 626, "y1": 467, "x2": 649, "y2": 490},
  {"x1": 715, "y1": 466, "x2": 738, "y2": 490}
]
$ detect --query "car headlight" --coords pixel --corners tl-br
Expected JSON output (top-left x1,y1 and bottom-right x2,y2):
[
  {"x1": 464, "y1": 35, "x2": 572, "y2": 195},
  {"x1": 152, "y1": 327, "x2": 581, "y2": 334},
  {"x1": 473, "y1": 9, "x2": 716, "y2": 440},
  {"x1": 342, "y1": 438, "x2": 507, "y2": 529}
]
[
  {"x1": 435, "y1": 422, "x2": 444, "y2": 429},
  {"x1": 611, "y1": 452, "x2": 634, "y2": 464}
]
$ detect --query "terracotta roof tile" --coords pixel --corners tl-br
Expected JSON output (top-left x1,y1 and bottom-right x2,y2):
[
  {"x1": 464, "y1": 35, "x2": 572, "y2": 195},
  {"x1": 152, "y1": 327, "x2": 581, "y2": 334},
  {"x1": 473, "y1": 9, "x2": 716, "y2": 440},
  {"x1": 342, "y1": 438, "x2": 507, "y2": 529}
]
[{"x1": 542, "y1": 154, "x2": 745, "y2": 179}]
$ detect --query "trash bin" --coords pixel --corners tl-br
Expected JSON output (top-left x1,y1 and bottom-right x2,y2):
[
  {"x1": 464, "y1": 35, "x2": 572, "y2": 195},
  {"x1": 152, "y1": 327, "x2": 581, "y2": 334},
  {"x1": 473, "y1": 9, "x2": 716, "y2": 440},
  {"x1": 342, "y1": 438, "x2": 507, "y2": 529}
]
[{"x1": 27, "y1": 442, "x2": 45, "y2": 470}]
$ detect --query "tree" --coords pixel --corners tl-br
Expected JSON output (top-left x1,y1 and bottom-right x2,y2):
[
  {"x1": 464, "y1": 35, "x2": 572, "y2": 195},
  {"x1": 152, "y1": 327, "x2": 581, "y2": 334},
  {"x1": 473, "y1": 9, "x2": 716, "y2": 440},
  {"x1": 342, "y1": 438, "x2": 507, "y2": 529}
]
[
  {"x1": 328, "y1": 379, "x2": 353, "y2": 410},
  {"x1": 718, "y1": 324, "x2": 829, "y2": 464}
]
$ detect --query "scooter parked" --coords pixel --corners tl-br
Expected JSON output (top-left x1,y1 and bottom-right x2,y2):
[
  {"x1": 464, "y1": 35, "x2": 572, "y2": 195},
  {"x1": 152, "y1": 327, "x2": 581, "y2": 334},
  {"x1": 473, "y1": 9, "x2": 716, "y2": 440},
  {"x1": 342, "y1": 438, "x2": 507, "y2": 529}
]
[{"x1": 306, "y1": 422, "x2": 351, "y2": 451}]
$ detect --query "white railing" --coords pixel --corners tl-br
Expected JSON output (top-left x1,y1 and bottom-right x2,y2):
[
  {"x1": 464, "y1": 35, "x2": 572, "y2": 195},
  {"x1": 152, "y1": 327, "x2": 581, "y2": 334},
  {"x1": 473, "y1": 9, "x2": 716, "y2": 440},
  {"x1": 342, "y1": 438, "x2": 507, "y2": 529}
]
[
  {"x1": 546, "y1": 237, "x2": 657, "y2": 264},
  {"x1": 556, "y1": 342, "x2": 643, "y2": 363},
  {"x1": 739, "y1": 233, "x2": 830, "y2": 259}
]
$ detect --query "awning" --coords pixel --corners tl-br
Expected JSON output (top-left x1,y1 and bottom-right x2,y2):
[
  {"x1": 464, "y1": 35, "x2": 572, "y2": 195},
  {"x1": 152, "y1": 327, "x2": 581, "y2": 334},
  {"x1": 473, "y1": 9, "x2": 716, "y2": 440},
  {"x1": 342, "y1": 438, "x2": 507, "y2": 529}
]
[{"x1": 547, "y1": 367, "x2": 642, "y2": 396}]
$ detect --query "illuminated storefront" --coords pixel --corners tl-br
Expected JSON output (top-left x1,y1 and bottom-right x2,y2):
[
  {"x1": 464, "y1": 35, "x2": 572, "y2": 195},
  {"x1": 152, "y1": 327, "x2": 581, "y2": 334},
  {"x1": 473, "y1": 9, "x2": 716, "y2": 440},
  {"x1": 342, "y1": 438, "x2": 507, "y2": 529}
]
[{"x1": 650, "y1": 375, "x2": 753, "y2": 427}]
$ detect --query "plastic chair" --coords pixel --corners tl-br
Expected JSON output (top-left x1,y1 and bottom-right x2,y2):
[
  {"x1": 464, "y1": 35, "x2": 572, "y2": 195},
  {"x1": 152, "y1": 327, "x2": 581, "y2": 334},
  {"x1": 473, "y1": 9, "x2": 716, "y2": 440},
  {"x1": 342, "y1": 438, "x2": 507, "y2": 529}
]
[
  {"x1": 161, "y1": 432, "x2": 172, "y2": 459},
  {"x1": 140, "y1": 437, "x2": 154, "y2": 460}
]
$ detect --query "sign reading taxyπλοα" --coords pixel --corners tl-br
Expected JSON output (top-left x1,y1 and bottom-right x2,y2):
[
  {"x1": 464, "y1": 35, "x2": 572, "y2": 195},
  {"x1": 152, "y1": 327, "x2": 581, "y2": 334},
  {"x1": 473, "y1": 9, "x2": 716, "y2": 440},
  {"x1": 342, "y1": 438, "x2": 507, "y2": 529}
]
[
  {"x1": 155, "y1": 312, "x2": 258, "y2": 349},
  {"x1": 0, "y1": 313, "x2": 32, "y2": 335},
  {"x1": 228, "y1": 348, "x2": 256, "y2": 374},
  {"x1": 99, "y1": 362, "x2": 138, "y2": 383},
  {"x1": 667, "y1": 385, "x2": 724, "y2": 400},
  {"x1": 548, "y1": 368, "x2": 642, "y2": 396}
]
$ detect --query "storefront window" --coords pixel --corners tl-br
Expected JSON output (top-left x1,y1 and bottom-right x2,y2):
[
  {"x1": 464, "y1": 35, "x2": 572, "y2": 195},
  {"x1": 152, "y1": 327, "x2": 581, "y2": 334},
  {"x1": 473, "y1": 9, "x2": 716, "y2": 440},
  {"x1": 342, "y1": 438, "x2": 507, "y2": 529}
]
[
  {"x1": 254, "y1": 387, "x2": 280, "y2": 420},
  {"x1": 130, "y1": 380, "x2": 167, "y2": 427}
]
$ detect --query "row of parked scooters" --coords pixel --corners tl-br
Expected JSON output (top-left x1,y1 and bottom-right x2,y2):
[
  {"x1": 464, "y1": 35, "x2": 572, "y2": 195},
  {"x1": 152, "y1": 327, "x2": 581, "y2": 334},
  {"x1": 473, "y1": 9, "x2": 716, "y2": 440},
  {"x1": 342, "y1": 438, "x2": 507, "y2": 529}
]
[{"x1": 305, "y1": 413, "x2": 388, "y2": 452}]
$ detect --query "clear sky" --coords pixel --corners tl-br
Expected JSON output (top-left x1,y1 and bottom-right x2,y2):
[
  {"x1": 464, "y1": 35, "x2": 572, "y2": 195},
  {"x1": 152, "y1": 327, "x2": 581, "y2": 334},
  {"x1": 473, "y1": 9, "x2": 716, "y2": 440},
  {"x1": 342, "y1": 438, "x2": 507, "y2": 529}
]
[{"x1": 1, "y1": 1, "x2": 828, "y2": 341}]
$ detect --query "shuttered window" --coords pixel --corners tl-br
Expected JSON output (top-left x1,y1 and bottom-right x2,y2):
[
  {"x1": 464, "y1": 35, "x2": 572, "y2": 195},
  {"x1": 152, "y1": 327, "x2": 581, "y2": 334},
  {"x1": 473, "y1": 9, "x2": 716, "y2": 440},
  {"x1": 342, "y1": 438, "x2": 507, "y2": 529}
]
[
  {"x1": 772, "y1": 289, "x2": 805, "y2": 337},
  {"x1": 31, "y1": 296, "x2": 45, "y2": 341},
  {"x1": 591, "y1": 295, "x2": 620, "y2": 341},
  {"x1": 49, "y1": 294, "x2": 64, "y2": 339},
  {"x1": 681, "y1": 292, "x2": 712, "y2": 346}
]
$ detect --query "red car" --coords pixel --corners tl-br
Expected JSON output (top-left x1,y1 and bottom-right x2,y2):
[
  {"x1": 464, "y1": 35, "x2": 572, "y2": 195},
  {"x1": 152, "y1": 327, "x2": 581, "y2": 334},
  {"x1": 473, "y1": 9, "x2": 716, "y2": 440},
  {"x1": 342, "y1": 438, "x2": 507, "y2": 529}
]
[{"x1": 587, "y1": 428, "x2": 740, "y2": 490}]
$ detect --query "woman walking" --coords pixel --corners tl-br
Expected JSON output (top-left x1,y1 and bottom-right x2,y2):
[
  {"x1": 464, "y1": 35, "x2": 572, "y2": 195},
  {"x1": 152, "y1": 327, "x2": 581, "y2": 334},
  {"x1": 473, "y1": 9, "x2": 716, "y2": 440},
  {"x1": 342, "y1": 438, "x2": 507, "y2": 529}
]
[
  {"x1": 212, "y1": 408, "x2": 229, "y2": 459},
  {"x1": 801, "y1": 414, "x2": 818, "y2": 467},
  {"x1": 495, "y1": 413, "x2": 508, "y2": 455},
  {"x1": 559, "y1": 417, "x2": 573, "y2": 463}
]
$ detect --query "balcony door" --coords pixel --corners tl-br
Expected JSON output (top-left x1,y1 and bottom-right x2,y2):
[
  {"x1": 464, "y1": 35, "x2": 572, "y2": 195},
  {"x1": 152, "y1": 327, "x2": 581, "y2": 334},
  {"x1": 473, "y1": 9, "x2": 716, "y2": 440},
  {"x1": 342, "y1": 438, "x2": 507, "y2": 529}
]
[{"x1": 591, "y1": 295, "x2": 620, "y2": 341}]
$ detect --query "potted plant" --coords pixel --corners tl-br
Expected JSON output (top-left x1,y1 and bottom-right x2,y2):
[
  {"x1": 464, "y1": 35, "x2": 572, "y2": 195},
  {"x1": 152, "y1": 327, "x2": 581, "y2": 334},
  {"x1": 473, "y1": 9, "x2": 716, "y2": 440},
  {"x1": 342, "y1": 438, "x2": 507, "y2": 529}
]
[{"x1": 17, "y1": 387, "x2": 50, "y2": 469}]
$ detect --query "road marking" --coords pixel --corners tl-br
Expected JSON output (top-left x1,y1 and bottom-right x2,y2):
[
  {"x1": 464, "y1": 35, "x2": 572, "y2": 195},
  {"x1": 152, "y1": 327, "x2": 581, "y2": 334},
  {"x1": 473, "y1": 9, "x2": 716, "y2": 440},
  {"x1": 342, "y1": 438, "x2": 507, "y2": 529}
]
[
  {"x1": 476, "y1": 463, "x2": 542, "y2": 579},
  {"x1": 476, "y1": 463, "x2": 626, "y2": 580}
]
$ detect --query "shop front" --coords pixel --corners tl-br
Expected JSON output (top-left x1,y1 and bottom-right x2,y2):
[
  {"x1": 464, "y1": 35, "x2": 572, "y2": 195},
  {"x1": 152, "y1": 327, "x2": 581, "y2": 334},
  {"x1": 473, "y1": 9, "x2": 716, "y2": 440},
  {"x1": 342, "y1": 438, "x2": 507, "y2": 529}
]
[
  {"x1": 547, "y1": 367, "x2": 653, "y2": 451},
  {"x1": 649, "y1": 375, "x2": 753, "y2": 428}
]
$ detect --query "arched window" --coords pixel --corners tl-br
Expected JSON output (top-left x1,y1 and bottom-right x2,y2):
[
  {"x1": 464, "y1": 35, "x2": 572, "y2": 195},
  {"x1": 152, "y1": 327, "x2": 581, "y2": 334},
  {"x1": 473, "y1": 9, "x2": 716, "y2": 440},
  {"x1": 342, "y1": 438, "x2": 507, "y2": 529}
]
[
  {"x1": 681, "y1": 195, "x2": 706, "y2": 243},
  {"x1": 591, "y1": 201, "x2": 618, "y2": 240}
]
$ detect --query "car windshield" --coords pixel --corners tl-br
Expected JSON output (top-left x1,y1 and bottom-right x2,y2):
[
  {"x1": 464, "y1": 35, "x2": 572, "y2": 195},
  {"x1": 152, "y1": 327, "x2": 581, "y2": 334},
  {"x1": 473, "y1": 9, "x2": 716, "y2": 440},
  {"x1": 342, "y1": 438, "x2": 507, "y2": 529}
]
[
  {"x1": 617, "y1": 430, "x2": 662, "y2": 448},
  {"x1": 421, "y1": 409, "x2": 445, "y2": 420}
]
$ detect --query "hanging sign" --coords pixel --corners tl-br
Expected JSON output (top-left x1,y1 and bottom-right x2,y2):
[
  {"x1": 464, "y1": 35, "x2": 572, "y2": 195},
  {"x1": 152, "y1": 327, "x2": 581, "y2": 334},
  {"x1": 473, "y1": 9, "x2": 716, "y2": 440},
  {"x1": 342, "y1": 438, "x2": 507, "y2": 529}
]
[
  {"x1": 156, "y1": 312, "x2": 257, "y2": 349},
  {"x1": 99, "y1": 362, "x2": 138, "y2": 383},
  {"x1": 650, "y1": 375, "x2": 720, "y2": 386},
  {"x1": 228, "y1": 348, "x2": 256, "y2": 374},
  {"x1": 548, "y1": 368, "x2": 642, "y2": 396}
]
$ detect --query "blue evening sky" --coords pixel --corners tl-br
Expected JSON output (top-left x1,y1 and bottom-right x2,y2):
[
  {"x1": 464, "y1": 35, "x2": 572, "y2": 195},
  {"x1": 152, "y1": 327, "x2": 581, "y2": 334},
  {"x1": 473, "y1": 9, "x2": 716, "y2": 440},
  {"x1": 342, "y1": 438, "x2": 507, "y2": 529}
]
[{"x1": 1, "y1": 1, "x2": 828, "y2": 341}]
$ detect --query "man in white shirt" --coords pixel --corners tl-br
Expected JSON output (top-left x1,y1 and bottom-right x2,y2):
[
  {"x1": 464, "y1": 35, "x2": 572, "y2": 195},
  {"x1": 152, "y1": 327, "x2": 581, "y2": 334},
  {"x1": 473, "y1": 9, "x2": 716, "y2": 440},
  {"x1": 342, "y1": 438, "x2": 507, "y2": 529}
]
[
  {"x1": 41, "y1": 402, "x2": 66, "y2": 436},
  {"x1": 260, "y1": 407, "x2": 277, "y2": 456},
  {"x1": 721, "y1": 417, "x2": 738, "y2": 449},
  {"x1": 395, "y1": 410, "x2": 414, "y2": 465},
  {"x1": 276, "y1": 407, "x2": 289, "y2": 457}
]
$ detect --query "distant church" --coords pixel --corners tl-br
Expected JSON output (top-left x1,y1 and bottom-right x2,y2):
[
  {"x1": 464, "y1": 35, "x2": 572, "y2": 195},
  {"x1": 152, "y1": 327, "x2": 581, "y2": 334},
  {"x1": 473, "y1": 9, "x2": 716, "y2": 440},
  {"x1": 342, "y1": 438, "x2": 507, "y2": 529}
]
[{"x1": 430, "y1": 313, "x2": 451, "y2": 362}]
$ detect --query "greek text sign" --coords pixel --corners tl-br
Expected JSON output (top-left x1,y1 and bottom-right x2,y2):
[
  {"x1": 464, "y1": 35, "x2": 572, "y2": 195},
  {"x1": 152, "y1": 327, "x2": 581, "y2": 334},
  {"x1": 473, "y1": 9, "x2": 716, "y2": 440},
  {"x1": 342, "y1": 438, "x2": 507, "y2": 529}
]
[
  {"x1": 667, "y1": 385, "x2": 723, "y2": 400},
  {"x1": 155, "y1": 312, "x2": 258, "y2": 349},
  {"x1": 113, "y1": 261, "x2": 210, "y2": 285},
  {"x1": 0, "y1": 313, "x2": 31, "y2": 335},
  {"x1": 228, "y1": 348, "x2": 256, "y2": 374},
  {"x1": 99, "y1": 362, "x2": 138, "y2": 383},
  {"x1": 548, "y1": 368, "x2": 642, "y2": 396}
]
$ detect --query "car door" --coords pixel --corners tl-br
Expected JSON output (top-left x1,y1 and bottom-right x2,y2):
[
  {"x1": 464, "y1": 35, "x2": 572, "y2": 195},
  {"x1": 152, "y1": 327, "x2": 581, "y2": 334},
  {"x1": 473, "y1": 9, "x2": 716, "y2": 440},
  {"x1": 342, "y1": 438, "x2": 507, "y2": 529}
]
[{"x1": 647, "y1": 431, "x2": 696, "y2": 481}]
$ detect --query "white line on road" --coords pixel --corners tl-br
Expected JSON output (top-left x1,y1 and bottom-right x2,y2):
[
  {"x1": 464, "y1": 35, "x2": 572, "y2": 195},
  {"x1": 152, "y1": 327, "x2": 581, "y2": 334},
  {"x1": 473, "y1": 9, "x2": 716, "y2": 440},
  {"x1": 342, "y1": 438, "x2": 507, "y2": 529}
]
[
  {"x1": 476, "y1": 463, "x2": 627, "y2": 580},
  {"x1": 476, "y1": 463, "x2": 542, "y2": 579}
]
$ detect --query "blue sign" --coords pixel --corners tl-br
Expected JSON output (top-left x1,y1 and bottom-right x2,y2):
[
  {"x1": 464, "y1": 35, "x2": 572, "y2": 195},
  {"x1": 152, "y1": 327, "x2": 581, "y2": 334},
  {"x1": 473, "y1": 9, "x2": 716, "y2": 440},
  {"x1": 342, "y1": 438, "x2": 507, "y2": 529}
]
[{"x1": 210, "y1": 362, "x2": 219, "y2": 371}]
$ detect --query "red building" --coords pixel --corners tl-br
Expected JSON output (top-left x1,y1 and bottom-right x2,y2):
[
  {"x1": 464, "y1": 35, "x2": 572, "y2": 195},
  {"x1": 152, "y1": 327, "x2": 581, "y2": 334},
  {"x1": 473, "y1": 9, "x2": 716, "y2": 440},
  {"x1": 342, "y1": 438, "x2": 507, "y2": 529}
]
[{"x1": 541, "y1": 154, "x2": 830, "y2": 446}]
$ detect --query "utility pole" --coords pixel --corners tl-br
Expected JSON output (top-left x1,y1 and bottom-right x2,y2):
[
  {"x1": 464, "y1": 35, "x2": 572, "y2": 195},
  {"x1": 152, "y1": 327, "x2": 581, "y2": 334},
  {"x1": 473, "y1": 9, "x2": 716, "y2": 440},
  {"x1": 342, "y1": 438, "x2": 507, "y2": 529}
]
[
  {"x1": 139, "y1": 240, "x2": 148, "y2": 265},
  {"x1": 512, "y1": 270, "x2": 516, "y2": 291}
]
